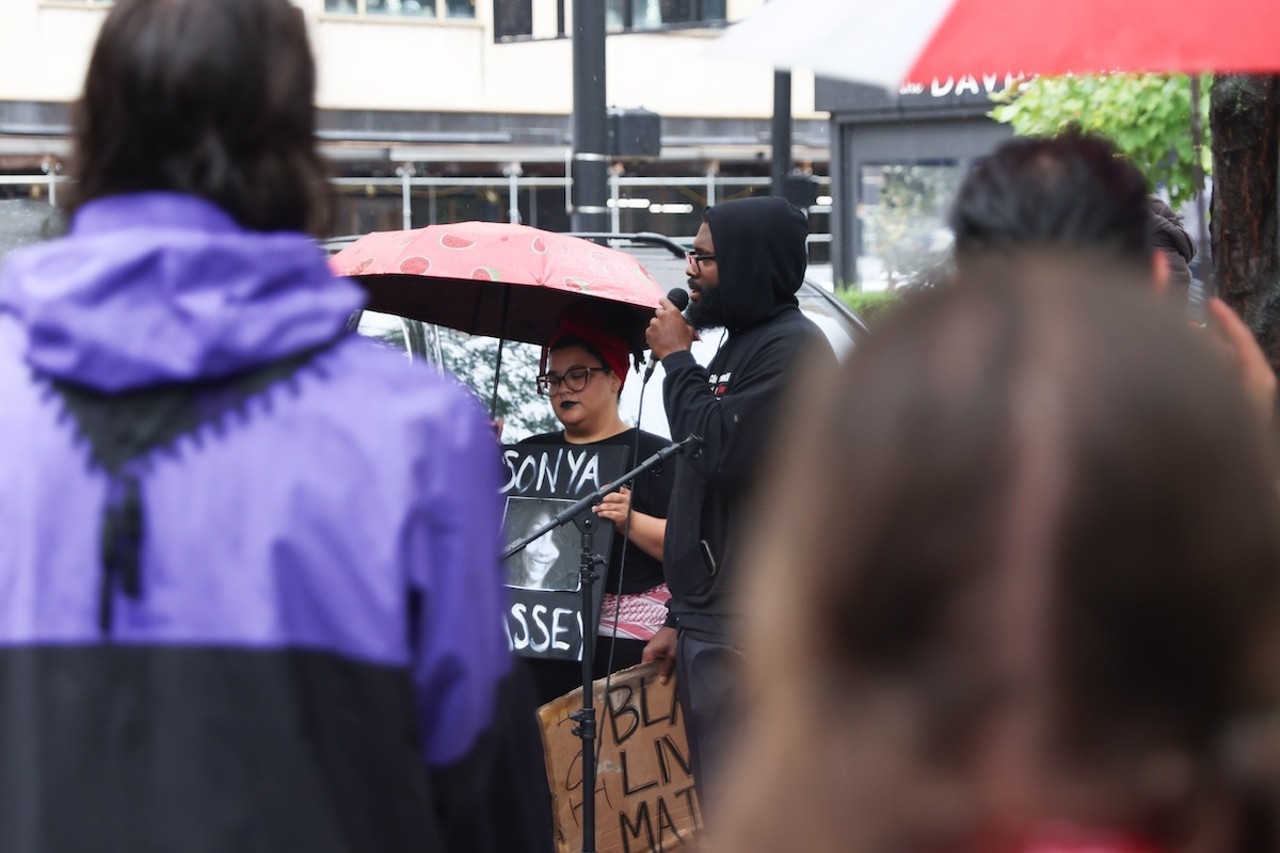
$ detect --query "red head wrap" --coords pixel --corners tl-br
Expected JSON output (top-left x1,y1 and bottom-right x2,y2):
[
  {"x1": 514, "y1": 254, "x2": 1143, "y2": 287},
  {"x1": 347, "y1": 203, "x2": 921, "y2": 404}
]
[{"x1": 542, "y1": 301, "x2": 633, "y2": 390}]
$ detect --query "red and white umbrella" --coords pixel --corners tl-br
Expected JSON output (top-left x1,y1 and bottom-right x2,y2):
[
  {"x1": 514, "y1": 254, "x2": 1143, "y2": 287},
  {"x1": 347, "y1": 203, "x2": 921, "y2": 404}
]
[{"x1": 712, "y1": 0, "x2": 1280, "y2": 89}]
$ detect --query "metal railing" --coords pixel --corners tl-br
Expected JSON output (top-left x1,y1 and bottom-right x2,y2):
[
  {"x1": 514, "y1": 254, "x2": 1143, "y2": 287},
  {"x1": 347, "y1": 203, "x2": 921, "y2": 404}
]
[{"x1": 2, "y1": 170, "x2": 834, "y2": 256}]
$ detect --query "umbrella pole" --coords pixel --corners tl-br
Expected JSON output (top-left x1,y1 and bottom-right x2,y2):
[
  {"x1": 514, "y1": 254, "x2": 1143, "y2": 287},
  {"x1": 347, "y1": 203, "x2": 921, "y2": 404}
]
[
  {"x1": 1190, "y1": 74, "x2": 1213, "y2": 304},
  {"x1": 489, "y1": 338, "x2": 506, "y2": 419},
  {"x1": 488, "y1": 287, "x2": 512, "y2": 419}
]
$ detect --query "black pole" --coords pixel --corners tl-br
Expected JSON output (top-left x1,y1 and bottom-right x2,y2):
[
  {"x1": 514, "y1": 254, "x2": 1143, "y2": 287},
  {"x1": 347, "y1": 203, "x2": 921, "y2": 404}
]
[
  {"x1": 771, "y1": 69, "x2": 792, "y2": 198},
  {"x1": 488, "y1": 287, "x2": 511, "y2": 418},
  {"x1": 571, "y1": 519, "x2": 602, "y2": 853},
  {"x1": 571, "y1": 0, "x2": 609, "y2": 231}
]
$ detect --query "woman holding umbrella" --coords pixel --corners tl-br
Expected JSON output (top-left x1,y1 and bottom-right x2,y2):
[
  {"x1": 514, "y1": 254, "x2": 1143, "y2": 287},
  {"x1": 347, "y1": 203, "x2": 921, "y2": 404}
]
[{"x1": 519, "y1": 301, "x2": 674, "y2": 705}]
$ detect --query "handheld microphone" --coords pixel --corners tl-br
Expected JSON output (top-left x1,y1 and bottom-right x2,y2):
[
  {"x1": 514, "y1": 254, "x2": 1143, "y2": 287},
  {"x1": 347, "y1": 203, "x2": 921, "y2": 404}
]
[
  {"x1": 643, "y1": 289, "x2": 691, "y2": 381},
  {"x1": 665, "y1": 287, "x2": 691, "y2": 312}
]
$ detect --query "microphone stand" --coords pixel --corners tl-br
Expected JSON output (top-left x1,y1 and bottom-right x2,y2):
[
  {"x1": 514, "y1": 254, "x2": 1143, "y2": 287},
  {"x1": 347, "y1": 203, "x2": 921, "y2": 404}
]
[{"x1": 503, "y1": 433, "x2": 703, "y2": 853}]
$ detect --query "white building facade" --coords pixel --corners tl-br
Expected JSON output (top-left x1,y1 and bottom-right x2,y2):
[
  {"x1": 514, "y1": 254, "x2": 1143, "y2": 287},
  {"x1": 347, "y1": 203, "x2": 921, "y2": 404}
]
[{"x1": 0, "y1": 0, "x2": 831, "y2": 244}]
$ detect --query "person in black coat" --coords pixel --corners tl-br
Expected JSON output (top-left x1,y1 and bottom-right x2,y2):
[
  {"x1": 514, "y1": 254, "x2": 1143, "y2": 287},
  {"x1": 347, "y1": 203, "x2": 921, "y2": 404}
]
[{"x1": 643, "y1": 196, "x2": 835, "y2": 813}]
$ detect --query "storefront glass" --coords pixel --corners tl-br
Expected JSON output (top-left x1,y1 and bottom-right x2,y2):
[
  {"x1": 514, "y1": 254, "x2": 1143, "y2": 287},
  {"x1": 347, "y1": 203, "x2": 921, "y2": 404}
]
[{"x1": 856, "y1": 161, "x2": 962, "y2": 290}]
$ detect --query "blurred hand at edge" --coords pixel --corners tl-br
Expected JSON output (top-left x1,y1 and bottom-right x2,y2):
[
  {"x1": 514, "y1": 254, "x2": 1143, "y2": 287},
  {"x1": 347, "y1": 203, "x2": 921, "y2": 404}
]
[{"x1": 1209, "y1": 297, "x2": 1278, "y2": 428}]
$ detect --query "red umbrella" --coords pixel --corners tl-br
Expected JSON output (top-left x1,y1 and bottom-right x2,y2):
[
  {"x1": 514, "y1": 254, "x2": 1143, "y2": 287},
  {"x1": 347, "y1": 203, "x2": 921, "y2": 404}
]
[
  {"x1": 712, "y1": 0, "x2": 1280, "y2": 90},
  {"x1": 331, "y1": 221, "x2": 664, "y2": 351},
  {"x1": 331, "y1": 221, "x2": 666, "y2": 417}
]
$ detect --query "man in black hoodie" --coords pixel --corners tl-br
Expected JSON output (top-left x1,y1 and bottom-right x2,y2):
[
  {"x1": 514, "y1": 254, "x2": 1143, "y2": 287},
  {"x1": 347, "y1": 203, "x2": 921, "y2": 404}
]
[{"x1": 643, "y1": 196, "x2": 834, "y2": 809}]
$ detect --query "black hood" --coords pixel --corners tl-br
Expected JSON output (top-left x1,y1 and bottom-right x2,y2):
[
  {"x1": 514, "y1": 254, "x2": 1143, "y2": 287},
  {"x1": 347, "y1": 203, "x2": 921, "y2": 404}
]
[{"x1": 704, "y1": 196, "x2": 808, "y2": 331}]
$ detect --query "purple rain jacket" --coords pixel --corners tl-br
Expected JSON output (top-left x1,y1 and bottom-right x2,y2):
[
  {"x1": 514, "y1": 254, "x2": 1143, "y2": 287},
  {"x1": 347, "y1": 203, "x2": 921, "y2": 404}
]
[{"x1": 0, "y1": 193, "x2": 552, "y2": 853}]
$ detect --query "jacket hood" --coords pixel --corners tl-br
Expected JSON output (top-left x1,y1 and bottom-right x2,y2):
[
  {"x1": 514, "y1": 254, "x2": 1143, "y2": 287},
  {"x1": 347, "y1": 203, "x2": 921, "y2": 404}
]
[
  {"x1": 0, "y1": 192, "x2": 365, "y2": 392},
  {"x1": 705, "y1": 196, "x2": 808, "y2": 331}
]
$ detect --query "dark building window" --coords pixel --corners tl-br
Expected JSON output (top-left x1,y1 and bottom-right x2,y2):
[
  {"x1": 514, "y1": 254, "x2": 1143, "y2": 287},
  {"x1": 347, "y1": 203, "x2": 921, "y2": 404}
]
[
  {"x1": 326, "y1": 0, "x2": 476, "y2": 19},
  {"x1": 607, "y1": 0, "x2": 727, "y2": 30},
  {"x1": 494, "y1": 0, "x2": 533, "y2": 39},
  {"x1": 493, "y1": 0, "x2": 725, "y2": 40}
]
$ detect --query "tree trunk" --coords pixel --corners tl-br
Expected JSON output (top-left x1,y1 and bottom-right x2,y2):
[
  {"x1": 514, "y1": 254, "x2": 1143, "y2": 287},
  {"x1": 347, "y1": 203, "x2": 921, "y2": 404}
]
[{"x1": 1210, "y1": 75, "x2": 1280, "y2": 372}]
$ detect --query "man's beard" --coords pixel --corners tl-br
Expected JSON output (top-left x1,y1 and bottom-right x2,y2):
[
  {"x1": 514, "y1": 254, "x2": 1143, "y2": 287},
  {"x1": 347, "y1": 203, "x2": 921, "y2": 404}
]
[{"x1": 685, "y1": 284, "x2": 726, "y2": 330}]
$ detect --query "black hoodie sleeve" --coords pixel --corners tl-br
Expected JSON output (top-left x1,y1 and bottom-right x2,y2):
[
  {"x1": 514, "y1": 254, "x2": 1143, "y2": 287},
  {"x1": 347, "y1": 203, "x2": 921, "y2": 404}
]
[{"x1": 661, "y1": 317, "x2": 823, "y2": 493}]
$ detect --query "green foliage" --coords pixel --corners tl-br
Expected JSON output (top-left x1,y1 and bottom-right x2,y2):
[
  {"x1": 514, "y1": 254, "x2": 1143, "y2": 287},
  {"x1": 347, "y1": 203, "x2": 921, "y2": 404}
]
[
  {"x1": 839, "y1": 289, "x2": 903, "y2": 325},
  {"x1": 990, "y1": 73, "x2": 1212, "y2": 208}
]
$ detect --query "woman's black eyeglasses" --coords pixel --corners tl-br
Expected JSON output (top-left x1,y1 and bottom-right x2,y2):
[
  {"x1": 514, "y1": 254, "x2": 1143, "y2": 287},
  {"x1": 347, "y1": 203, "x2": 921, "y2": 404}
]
[
  {"x1": 685, "y1": 251, "x2": 716, "y2": 269},
  {"x1": 536, "y1": 366, "x2": 608, "y2": 396}
]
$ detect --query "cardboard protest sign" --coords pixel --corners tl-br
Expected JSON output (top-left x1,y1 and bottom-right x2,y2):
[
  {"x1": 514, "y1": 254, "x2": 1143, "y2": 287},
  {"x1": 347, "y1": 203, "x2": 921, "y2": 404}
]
[
  {"x1": 539, "y1": 662, "x2": 702, "y2": 853},
  {"x1": 501, "y1": 443, "x2": 628, "y2": 662}
]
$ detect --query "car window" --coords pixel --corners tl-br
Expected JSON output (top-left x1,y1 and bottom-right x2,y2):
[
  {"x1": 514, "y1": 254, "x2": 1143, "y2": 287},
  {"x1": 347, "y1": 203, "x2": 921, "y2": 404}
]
[
  {"x1": 355, "y1": 309, "x2": 413, "y2": 356},
  {"x1": 356, "y1": 310, "x2": 559, "y2": 441}
]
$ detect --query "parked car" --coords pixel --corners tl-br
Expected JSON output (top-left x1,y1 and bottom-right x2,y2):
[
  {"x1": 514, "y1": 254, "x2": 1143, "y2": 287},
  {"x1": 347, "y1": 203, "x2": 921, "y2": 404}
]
[{"x1": 331, "y1": 231, "x2": 868, "y2": 442}]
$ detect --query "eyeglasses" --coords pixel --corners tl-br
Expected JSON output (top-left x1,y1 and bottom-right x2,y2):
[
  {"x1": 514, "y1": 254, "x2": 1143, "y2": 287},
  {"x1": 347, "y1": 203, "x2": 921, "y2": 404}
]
[
  {"x1": 685, "y1": 251, "x2": 716, "y2": 269},
  {"x1": 536, "y1": 366, "x2": 608, "y2": 396}
]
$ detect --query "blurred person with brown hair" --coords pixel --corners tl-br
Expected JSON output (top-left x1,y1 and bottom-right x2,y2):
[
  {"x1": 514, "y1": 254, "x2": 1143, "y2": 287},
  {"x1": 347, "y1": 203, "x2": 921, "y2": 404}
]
[
  {"x1": 716, "y1": 256, "x2": 1280, "y2": 853},
  {"x1": 950, "y1": 132, "x2": 1154, "y2": 272},
  {"x1": 1148, "y1": 195, "x2": 1197, "y2": 300},
  {"x1": 950, "y1": 130, "x2": 1276, "y2": 427},
  {"x1": 0, "y1": 0, "x2": 551, "y2": 850}
]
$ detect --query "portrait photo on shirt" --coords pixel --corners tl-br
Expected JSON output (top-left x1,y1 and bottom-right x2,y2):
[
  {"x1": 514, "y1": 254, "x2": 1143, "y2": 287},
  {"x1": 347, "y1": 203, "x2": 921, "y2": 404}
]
[{"x1": 502, "y1": 496, "x2": 580, "y2": 592}]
